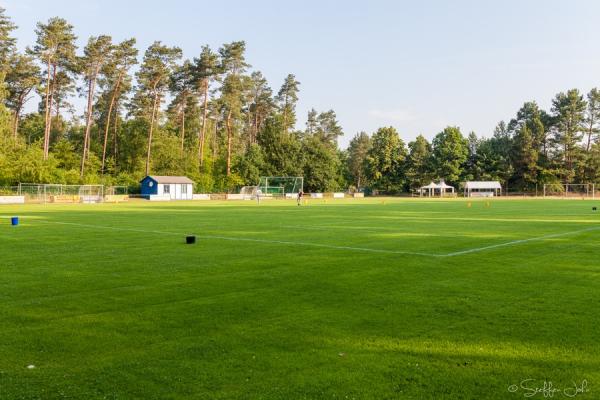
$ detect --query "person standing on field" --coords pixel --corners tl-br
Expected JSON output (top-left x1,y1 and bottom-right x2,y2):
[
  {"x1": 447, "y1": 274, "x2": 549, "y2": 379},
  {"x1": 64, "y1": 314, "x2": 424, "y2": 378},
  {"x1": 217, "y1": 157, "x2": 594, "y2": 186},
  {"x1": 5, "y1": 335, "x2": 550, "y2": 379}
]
[
  {"x1": 297, "y1": 190, "x2": 304, "y2": 206},
  {"x1": 256, "y1": 188, "x2": 262, "y2": 204}
]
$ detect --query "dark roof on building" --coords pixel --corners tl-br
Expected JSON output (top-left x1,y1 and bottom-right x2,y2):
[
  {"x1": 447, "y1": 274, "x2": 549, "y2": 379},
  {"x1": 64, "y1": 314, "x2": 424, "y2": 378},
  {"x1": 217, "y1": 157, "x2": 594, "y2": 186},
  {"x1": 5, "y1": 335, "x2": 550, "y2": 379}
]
[{"x1": 143, "y1": 176, "x2": 194, "y2": 184}]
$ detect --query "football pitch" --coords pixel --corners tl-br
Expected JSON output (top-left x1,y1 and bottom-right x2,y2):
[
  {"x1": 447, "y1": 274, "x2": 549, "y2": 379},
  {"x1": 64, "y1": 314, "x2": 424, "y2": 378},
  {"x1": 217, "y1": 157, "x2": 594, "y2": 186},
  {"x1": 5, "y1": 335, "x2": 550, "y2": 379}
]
[{"x1": 1, "y1": 198, "x2": 599, "y2": 399}]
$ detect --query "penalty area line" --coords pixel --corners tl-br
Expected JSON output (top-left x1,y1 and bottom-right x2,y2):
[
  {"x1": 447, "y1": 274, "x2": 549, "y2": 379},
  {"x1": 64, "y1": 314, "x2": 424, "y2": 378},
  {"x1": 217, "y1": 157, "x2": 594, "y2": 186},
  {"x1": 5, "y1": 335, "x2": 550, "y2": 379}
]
[{"x1": 33, "y1": 220, "x2": 436, "y2": 257}]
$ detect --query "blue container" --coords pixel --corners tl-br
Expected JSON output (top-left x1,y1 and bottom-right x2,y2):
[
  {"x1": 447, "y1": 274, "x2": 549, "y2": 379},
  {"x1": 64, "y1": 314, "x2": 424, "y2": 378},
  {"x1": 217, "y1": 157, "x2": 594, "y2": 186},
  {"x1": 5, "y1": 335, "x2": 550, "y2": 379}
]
[{"x1": 11, "y1": 217, "x2": 18, "y2": 226}]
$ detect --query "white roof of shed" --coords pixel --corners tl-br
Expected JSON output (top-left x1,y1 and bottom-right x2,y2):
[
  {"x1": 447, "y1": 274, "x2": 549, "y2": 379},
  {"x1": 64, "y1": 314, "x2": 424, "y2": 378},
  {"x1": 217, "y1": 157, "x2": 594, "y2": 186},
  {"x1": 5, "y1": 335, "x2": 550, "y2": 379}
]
[
  {"x1": 145, "y1": 176, "x2": 194, "y2": 184},
  {"x1": 464, "y1": 181, "x2": 501, "y2": 189}
]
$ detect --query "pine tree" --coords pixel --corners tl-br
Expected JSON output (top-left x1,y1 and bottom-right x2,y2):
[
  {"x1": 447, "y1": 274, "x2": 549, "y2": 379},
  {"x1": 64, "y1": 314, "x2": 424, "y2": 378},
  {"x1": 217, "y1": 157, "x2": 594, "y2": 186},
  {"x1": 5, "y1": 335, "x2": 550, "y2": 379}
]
[
  {"x1": 193, "y1": 45, "x2": 220, "y2": 169},
  {"x1": 218, "y1": 41, "x2": 249, "y2": 176},
  {"x1": 584, "y1": 88, "x2": 600, "y2": 152},
  {"x1": 134, "y1": 41, "x2": 182, "y2": 175},
  {"x1": 30, "y1": 17, "x2": 77, "y2": 159},
  {"x1": 5, "y1": 54, "x2": 40, "y2": 139},
  {"x1": 99, "y1": 38, "x2": 137, "y2": 173},
  {"x1": 276, "y1": 74, "x2": 300, "y2": 133},
  {"x1": 79, "y1": 35, "x2": 113, "y2": 177},
  {"x1": 550, "y1": 89, "x2": 586, "y2": 182}
]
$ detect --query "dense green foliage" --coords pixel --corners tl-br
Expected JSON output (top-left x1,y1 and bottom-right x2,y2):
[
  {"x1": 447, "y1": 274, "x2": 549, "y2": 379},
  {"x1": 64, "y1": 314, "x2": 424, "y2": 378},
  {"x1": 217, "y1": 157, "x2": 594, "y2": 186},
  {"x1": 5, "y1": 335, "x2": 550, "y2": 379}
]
[
  {"x1": 1, "y1": 199, "x2": 599, "y2": 398},
  {"x1": 0, "y1": 8, "x2": 599, "y2": 193}
]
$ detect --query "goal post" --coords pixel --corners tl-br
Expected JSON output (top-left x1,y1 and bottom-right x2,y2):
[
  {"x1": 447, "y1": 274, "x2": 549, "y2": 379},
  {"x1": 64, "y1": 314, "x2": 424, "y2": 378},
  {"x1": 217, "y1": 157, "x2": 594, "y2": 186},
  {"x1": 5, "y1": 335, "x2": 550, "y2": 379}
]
[
  {"x1": 18, "y1": 183, "x2": 105, "y2": 203},
  {"x1": 543, "y1": 183, "x2": 595, "y2": 199},
  {"x1": 257, "y1": 177, "x2": 304, "y2": 198}
]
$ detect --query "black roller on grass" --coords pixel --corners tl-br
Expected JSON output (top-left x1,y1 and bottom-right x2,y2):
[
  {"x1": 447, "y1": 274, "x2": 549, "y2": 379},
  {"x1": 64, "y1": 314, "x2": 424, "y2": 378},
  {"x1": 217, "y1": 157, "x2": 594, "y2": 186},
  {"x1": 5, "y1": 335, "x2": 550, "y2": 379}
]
[{"x1": 186, "y1": 235, "x2": 196, "y2": 244}]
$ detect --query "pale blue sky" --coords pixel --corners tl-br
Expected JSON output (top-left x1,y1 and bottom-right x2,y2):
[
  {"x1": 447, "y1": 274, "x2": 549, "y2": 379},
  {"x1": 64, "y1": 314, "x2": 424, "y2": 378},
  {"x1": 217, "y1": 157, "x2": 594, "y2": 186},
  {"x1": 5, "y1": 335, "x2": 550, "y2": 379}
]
[{"x1": 4, "y1": 0, "x2": 600, "y2": 147}]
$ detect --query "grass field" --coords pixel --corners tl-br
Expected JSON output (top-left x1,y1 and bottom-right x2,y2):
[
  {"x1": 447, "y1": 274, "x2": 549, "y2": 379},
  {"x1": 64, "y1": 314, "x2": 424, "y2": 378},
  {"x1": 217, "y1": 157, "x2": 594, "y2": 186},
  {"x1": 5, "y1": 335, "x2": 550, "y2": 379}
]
[{"x1": 1, "y1": 198, "x2": 599, "y2": 399}]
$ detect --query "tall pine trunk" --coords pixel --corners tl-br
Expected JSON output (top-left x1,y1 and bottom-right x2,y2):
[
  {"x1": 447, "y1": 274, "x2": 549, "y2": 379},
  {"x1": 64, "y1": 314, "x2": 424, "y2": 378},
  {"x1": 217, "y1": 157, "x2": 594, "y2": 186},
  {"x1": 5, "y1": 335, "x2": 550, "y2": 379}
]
[
  {"x1": 81, "y1": 76, "x2": 97, "y2": 177},
  {"x1": 198, "y1": 80, "x2": 209, "y2": 168},
  {"x1": 226, "y1": 110, "x2": 232, "y2": 176},
  {"x1": 102, "y1": 74, "x2": 122, "y2": 174},
  {"x1": 145, "y1": 93, "x2": 159, "y2": 175},
  {"x1": 12, "y1": 104, "x2": 22, "y2": 140},
  {"x1": 180, "y1": 102, "x2": 186, "y2": 153},
  {"x1": 43, "y1": 60, "x2": 55, "y2": 160},
  {"x1": 113, "y1": 104, "x2": 120, "y2": 169},
  {"x1": 586, "y1": 118, "x2": 595, "y2": 152}
]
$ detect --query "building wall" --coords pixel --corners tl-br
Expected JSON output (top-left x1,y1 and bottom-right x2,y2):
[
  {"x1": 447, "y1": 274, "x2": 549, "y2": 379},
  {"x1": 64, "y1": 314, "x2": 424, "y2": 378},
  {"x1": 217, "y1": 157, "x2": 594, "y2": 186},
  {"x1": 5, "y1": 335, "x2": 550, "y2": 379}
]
[
  {"x1": 156, "y1": 183, "x2": 193, "y2": 200},
  {"x1": 140, "y1": 177, "x2": 158, "y2": 196}
]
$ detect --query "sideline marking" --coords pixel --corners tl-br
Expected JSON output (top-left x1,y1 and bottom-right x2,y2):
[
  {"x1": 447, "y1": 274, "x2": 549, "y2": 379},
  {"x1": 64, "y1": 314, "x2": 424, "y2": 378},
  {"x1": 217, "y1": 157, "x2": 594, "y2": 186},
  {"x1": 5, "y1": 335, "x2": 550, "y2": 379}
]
[
  {"x1": 31, "y1": 220, "x2": 600, "y2": 258},
  {"x1": 442, "y1": 226, "x2": 600, "y2": 257}
]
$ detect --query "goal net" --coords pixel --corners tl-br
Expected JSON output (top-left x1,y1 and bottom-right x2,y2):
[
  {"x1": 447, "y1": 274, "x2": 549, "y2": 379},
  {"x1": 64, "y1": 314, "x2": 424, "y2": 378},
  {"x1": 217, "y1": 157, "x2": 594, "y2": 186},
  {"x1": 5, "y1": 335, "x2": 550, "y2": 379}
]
[
  {"x1": 543, "y1": 183, "x2": 596, "y2": 199},
  {"x1": 257, "y1": 177, "x2": 303, "y2": 198},
  {"x1": 18, "y1": 183, "x2": 105, "y2": 203},
  {"x1": 240, "y1": 186, "x2": 258, "y2": 200}
]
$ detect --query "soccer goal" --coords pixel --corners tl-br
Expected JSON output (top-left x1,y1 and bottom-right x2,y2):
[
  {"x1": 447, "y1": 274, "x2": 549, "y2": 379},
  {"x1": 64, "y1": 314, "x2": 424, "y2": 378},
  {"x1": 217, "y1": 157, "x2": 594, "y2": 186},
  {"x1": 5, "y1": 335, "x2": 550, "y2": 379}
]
[
  {"x1": 18, "y1": 183, "x2": 105, "y2": 203},
  {"x1": 543, "y1": 183, "x2": 596, "y2": 199},
  {"x1": 240, "y1": 186, "x2": 258, "y2": 200},
  {"x1": 257, "y1": 177, "x2": 304, "y2": 198}
]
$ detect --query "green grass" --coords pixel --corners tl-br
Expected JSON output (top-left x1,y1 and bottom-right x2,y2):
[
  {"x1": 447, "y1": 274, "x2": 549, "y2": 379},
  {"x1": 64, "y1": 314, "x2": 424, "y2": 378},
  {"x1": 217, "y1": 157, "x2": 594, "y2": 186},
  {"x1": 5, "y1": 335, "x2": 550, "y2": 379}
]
[{"x1": 1, "y1": 198, "x2": 599, "y2": 399}]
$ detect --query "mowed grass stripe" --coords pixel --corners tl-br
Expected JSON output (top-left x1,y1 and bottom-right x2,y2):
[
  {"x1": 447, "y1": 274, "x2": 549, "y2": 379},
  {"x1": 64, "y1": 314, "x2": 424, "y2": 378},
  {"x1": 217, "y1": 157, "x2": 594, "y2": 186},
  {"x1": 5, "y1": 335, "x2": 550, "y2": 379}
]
[{"x1": 27, "y1": 217, "x2": 600, "y2": 258}]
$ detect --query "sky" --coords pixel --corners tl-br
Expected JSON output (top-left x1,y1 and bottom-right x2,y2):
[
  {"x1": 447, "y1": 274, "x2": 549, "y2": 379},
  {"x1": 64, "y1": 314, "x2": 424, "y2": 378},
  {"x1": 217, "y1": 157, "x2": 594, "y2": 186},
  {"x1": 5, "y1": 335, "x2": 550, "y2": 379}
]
[{"x1": 3, "y1": 0, "x2": 600, "y2": 148}]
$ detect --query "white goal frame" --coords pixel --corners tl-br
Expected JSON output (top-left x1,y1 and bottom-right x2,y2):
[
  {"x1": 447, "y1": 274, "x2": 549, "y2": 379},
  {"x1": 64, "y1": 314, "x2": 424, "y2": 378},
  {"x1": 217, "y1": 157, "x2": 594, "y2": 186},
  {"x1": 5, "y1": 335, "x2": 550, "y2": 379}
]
[
  {"x1": 18, "y1": 183, "x2": 105, "y2": 204},
  {"x1": 542, "y1": 183, "x2": 596, "y2": 199},
  {"x1": 257, "y1": 176, "x2": 304, "y2": 198}
]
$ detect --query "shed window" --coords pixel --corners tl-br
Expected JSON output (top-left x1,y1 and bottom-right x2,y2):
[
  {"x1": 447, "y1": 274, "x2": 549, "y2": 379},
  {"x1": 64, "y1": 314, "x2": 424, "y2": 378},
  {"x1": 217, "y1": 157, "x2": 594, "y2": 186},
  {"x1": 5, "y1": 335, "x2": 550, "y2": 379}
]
[
  {"x1": 182, "y1": 184, "x2": 188, "y2": 194},
  {"x1": 164, "y1": 185, "x2": 170, "y2": 194}
]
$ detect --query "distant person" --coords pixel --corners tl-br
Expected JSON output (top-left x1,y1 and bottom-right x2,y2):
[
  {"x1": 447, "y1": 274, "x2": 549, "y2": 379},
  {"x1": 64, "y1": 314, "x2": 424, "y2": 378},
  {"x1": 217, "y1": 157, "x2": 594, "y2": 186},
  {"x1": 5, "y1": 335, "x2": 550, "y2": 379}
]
[
  {"x1": 256, "y1": 188, "x2": 262, "y2": 205},
  {"x1": 297, "y1": 190, "x2": 304, "y2": 206}
]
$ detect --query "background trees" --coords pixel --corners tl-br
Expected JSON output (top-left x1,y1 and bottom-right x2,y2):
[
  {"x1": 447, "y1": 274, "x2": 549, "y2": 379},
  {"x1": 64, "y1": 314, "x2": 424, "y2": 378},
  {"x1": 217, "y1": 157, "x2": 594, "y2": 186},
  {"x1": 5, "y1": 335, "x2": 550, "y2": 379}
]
[{"x1": 0, "y1": 8, "x2": 599, "y2": 194}]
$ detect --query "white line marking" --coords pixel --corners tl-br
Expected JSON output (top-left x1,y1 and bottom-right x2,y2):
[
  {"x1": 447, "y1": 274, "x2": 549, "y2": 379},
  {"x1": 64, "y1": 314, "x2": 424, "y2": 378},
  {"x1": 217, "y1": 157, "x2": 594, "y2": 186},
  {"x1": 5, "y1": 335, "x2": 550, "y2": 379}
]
[
  {"x1": 31, "y1": 220, "x2": 600, "y2": 258},
  {"x1": 442, "y1": 226, "x2": 600, "y2": 257},
  {"x1": 34, "y1": 220, "x2": 434, "y2": 257}
]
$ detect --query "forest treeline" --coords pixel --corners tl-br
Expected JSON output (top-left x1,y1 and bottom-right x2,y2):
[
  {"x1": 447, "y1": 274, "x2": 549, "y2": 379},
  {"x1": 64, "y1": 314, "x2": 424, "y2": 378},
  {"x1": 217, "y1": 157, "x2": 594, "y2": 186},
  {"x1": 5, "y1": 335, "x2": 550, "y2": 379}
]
[{"x1": 0, "y1": 8, "x2": 599, "y2": 193}]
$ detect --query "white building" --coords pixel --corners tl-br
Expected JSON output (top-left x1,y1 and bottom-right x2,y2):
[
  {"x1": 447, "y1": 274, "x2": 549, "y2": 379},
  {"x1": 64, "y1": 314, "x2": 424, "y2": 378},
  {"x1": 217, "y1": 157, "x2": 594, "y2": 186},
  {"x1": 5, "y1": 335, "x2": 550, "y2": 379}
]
[
  {"x1": 464, "y1": 181, "x2": 502, "y2": 197},
  {"x1": 141, "y1": 176, "x2": 194, "y2": 200}
]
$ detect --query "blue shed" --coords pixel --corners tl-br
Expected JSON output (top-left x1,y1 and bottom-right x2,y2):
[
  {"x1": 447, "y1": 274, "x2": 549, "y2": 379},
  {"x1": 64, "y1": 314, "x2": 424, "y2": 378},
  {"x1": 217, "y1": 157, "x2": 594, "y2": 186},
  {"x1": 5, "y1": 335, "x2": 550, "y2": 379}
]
[{"x1": 140, "y1": 176, "x2": 194, "y2": 200}]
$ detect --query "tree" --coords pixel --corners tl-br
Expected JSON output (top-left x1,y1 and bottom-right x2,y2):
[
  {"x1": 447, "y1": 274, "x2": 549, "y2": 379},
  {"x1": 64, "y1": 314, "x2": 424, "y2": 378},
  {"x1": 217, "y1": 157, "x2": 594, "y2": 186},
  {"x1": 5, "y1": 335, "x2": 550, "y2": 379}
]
[
  {"x1": 302, "y1": 134, "x2": 342, "y2": 192},
  {"x1": 5, "y1": 54, "x2": 40, "y2": 139},
  {"x1": 0, "y1": 7, "x2": 17, "y2": 86},
  {"x1": 584, "y1": 88, "x2": 600, "y2": 152},
  {"x1": 511, "y1": 124, "x2": 538, "y2": 189},
  {"x1": 234, "y1": 143, "x2": 266, "y2": 185},
  {"x1": 134, "y1": 41, "x2": 182, "y2": 175},
  {"x1": 406, "y1": 134, "x2": 433, "y2": 190},
  {"x1": 169, "y1": 60, "x2": 196, "y2": 152},
  {"x1": 313, "y1": 110, "x2": 343, "y2": 145},
  {"x1": 218, "y1": 41, "x2": 249, "y2": 176},
  {"x1": 30, "y1": 17, "x2": 77, "y2": 159},
  {"x1": 193, "y1": 45, "x2": 220, "y2": 169},
  {"x1": 79, "y1": 35, "x2": 113, "y2": 177},
  {"x1": 99, "y1": 38, "x2": 137, "y2": 173},
  {"x1": 247, "y1": 71, "x2": 273, "y2": 145},
  {"x1": 550, "y1": 89, "x2": 586, "y2": 182},
  {"x1": 366, "y1": 127, "x2": 407, "y2": 193},
  {"x1": 346, "y1": 132, "x2": 371, "y2": 189},
  {"x1": 431, "y1": 126, "x2": 468, "y2": 186},
  {"x1": 276, "y1": 74, "x2": 300, "y2": 133}
]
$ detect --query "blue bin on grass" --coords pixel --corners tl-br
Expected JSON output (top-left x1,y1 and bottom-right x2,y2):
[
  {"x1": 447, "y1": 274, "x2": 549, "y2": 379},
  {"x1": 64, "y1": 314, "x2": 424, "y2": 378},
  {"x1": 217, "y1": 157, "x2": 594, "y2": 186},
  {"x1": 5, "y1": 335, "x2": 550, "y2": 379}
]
[{"x1": 11, "y1": 217, "x2": 19, "y2": 226}]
